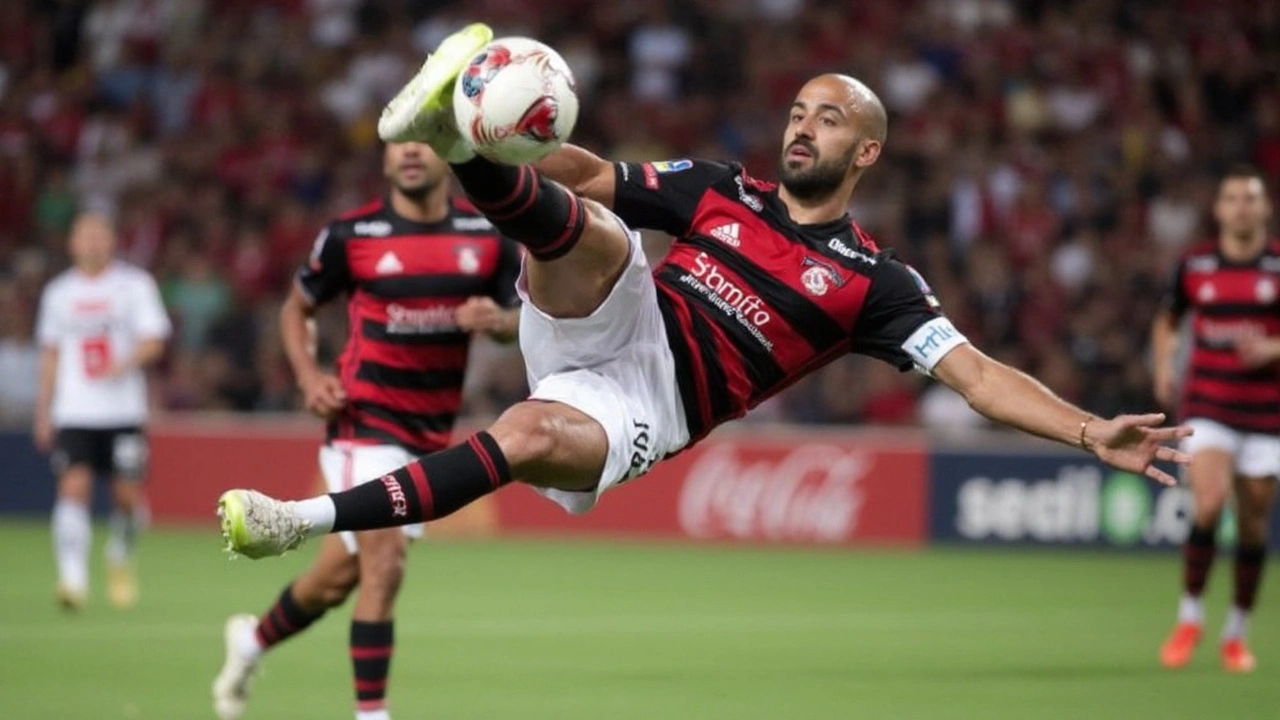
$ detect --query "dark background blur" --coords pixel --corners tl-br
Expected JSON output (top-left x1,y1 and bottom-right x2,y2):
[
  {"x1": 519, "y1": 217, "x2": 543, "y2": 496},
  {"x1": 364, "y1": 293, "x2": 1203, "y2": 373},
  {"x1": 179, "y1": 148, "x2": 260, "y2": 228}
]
[{"x1": 1, "y1": 0, "x2": 1277, "y2": 431}]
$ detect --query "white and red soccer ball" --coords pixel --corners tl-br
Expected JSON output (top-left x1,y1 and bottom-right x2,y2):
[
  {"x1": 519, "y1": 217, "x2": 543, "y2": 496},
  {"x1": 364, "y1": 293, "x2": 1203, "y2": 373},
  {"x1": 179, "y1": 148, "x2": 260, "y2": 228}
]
[{"x1": 453, "y1": 37, "x2": 579, "y2": 164}]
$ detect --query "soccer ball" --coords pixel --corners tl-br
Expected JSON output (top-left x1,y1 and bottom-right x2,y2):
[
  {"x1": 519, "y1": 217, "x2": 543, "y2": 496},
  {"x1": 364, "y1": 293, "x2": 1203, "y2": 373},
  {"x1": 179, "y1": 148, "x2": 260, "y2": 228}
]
[{"x1": 453, "y1": 37, "x2": 579, "y2": 165}]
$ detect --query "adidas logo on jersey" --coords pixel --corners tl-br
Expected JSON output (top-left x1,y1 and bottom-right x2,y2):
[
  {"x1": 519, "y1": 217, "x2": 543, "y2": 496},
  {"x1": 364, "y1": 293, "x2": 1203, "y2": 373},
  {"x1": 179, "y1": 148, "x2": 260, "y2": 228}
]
[
  {"x1": 710, "y1": 223, "x2": 741, "y2": 248},
  {"x1": 375, "y1": 251, "x2": 404, "y2": 275}
]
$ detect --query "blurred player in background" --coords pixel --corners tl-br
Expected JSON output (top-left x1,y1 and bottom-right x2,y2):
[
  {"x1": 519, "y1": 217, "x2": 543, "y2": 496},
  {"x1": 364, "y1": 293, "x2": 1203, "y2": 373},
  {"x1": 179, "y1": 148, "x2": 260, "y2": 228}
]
[
  {"x1": 1152, "y1": 167, "x2": 1280, "y2": 673},
  {"x1": 212, "y1": 141, "x2": 521, "y2": 720},
  {"x1": 219, "y1": 26, "x2": 1191, "y2": 577},
  {"x1": 34, "y1": 213, "x2": 171, "y2": 610}
]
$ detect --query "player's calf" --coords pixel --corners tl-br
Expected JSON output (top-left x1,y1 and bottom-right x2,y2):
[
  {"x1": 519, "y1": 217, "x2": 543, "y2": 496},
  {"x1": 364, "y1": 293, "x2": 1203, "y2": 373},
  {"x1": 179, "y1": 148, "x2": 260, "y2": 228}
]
[{"x1": 451, "y1": 158, "x2": 588, "y2": 261}]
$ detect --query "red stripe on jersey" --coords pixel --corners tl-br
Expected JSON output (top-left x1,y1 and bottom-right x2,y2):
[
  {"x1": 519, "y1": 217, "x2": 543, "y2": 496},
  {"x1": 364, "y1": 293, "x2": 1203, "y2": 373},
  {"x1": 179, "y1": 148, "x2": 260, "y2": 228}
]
[
  {"x1": 1187, "y1": 346, "x2": 1251, "y2": 372},
  {"x1": 347, "y1": 235, "x2": 502, "y2": 280},
  {"x1": 1184, "y1": 374, "x2": 1280, "y2": 403},
  {"x1": 345, "y1": 378, "x2": 463, "y2": 416},
  {"x1": 348, "y1": 336, "x2": 471, "y2": 371},
  {"x1": 658, "y1": 285, "x2": 714, "y2": 432}
]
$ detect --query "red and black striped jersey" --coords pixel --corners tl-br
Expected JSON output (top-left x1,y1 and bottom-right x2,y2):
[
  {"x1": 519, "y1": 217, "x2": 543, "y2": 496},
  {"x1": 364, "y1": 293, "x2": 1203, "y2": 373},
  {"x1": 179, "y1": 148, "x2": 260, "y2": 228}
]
[
  {"x1": 613, "y1": 159, "x2": 966, "y2": 443},
  {"x1": 1166, "y1": 240, "x2": 1280, "y2": 433},
  {"x1": 297, "y1": 196, "x2": 521, "y2": 454}
]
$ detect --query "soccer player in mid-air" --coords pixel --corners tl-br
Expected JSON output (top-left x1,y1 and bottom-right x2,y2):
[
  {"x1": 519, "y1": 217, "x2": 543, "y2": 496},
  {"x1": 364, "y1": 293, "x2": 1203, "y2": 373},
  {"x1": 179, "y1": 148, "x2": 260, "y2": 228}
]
[
  {"x1": 1152, "y1": 167, "x2": 1279, "y2": 673},
  {"x1": 35, "y1": 213, "x2": 171, "y2": 610},
  {"x1": 211, "y1": 141, "x2": 520, "y2": 720},
  {"x1": 217, "y1": 25, "x2": 1191, "y2": 573}
]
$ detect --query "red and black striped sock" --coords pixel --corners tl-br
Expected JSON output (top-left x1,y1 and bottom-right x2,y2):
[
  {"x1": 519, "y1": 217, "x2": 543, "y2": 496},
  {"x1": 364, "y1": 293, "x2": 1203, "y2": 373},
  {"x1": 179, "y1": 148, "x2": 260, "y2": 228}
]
[
  {"x1": 1233, "y1": 544, "x2": 1267, "y2": 612},
  {"x1": 254, "y1": 584, "x2": 326, "y2": 650},
  {"x1": 450, "y1": 157, "x2": 587, "y2": 261},
  {"x1": 1183, "y1": 523, "x2": 1217, "y2": 598},
  {"x1": 328, "y1": 431, "x2": 512, "y2": 532},
  {"x1": 351, "y1": 620, "x2": 394, "y2": 715}
]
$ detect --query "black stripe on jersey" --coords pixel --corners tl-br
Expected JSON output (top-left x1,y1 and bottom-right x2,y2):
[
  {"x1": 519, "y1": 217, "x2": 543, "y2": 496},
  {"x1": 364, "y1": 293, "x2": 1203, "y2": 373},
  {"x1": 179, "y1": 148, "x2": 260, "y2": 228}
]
[
  {"x1": 657, "y1": 291, "x2": 708, "y2": 436},
  {"x1": 361, "y1": 274, "x2": 492, "y2": 299},
  {"x1": 685, "y1": 301, "x2": 746, "y2": 424},
  {"x1": 1184, "y1": 393, "x2": 1280, "y2": 415},
  {"x1": 349, "y1": 400, "x2": 455, "y2": 435},
  {"x1": 1193, "y1": 366, "x2": 1280, "y2": 383},
  {"x1": 361, "y1": 319, "x2": 470, "y2": 346},
  {"x1": 657, "y1": 265, "x2": 785, "y2": 396},
  {"x1": 355, "y1": 360, "x2": 465, "y2": 391},
  {"x1": 1196, "y1": 304, "x2": 1280, "y2": 319},
  {"x1": 686, "y1": 236, "x2": 848, "y2": 351}
]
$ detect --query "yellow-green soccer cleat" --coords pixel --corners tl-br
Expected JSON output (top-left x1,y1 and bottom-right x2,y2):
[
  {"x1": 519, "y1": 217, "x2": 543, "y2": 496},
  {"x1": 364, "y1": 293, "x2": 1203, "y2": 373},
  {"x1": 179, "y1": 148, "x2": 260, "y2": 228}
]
[
  {"x1": 377, "y1": 21, "x2": 493, "y2": 161},
  {"x1": 217, "y1": 490, "x2": 312, "y2": 559}
]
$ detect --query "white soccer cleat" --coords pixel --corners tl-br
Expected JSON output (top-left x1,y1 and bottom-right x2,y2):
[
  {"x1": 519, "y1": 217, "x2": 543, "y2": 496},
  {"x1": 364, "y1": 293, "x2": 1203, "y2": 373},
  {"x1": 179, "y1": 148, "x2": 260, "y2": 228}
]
[
  {"x1": 212, "y1": 613, "x2": 261, "y2": 720},
  {"x1": 217, "y1": 490, "x2": 312, "y2": 559},
  {"x1": 377, "y1": 22, "x2": 493, "y2": 162}
]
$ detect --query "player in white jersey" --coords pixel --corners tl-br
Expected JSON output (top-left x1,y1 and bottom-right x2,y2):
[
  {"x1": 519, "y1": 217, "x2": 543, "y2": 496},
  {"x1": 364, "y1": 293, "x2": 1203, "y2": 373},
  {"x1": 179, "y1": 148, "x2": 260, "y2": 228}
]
[{"x1": 34, "y1": 213, "x2": 172, "y2": 610}]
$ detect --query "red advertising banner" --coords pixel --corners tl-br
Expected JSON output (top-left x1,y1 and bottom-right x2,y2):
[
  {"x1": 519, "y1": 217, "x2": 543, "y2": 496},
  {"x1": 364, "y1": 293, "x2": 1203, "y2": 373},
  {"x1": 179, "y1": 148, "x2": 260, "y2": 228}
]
[
  {"x1": 492, "y1": 430, "x2": 929, "y2": 546},
  {"x1": 147, "y1": 418, "x2": 926, "y2": 546}
]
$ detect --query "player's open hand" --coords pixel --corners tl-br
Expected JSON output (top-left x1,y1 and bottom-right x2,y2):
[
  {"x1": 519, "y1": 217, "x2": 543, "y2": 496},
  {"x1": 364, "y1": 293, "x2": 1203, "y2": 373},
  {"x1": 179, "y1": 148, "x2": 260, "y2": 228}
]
[
  {"x1": 299, "y1": 371, "x2": 346, "y2": 420},
  {"x1": 1236, "y1": 336, "x2": 1280, "y2": 369},
  {"x1": 1086, "y1": 413, "x2": 1193, "y2": 486}
]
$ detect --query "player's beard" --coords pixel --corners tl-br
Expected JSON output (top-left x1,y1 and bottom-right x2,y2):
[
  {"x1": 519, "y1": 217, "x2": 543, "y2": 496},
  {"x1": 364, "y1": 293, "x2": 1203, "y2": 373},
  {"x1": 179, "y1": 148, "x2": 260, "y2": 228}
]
[
  {"x1": 395, "y1": 175, "x2": 438, "y2": 201},
  {"x1": 778, "y1": 142, "x2": 856, "y2": 202}
]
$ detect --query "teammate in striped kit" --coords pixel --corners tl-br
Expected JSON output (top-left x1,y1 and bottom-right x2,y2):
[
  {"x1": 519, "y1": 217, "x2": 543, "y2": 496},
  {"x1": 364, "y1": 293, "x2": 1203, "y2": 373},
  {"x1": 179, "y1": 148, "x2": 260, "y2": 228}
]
[
  {"x1": 212, "y1": 141, "x2": 520, "y2": 720},
  {"x1": 1153, "y1": 167, "x2": 1280, "y2": 673},
  {"x1": 217, "y1": 25, "x2": 1193, "y2": 599}
]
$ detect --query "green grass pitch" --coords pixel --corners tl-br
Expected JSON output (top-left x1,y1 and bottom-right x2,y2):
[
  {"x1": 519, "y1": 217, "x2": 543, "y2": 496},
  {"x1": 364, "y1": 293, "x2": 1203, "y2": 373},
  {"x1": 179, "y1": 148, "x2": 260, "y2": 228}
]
[{"x1": 1, "y1": 521, "x2": 1278, "y2": 719}]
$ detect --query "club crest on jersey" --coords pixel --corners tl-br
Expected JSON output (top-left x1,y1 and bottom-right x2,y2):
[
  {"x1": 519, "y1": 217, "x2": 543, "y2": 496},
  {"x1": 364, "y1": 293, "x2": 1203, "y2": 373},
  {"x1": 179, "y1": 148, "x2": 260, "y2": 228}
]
[
  {"x1": 1258, "y1": 277, "x2": 1278, "y2": 304},
  {"x1": 455, "y1": 244, "x2": 481, "y2": 274},
  {"x1": 1198, "y1": 282, "x2": 1216, "y2": 303},
  {"x1": 800, "y1": 256, "x2": 845, "y2": 297}
]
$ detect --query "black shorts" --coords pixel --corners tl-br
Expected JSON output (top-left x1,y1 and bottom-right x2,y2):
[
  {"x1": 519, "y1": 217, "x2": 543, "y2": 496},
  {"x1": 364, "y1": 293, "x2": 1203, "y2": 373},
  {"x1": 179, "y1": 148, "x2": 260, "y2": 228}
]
[{"x1": 52, "y1": 427, "x2": 148, "y2": 480}]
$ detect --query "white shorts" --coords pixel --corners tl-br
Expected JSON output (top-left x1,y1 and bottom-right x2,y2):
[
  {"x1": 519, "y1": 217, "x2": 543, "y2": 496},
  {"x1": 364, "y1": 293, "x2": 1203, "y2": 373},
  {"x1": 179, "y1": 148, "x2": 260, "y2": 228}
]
[
  {"x1": 320, "y1": 442, "x2": 423, "y2": 553},
  {"x1": 1181, "y1": 418, "x2": 1280, "y2": 478},
  {"x1": 517, "y1": 218, "x2": 690, "y2": 515}
]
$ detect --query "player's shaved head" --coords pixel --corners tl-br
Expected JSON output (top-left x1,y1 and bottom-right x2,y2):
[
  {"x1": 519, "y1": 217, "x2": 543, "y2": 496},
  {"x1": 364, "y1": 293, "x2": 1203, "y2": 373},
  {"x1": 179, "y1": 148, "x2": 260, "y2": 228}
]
[{"x1": 804, "y1": 74, "x2": 887, "y2": 144}]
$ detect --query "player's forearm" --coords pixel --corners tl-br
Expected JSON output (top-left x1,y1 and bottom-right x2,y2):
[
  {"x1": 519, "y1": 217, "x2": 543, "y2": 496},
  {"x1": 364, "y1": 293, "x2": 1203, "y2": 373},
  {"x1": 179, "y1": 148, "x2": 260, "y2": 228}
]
[
  {"x1": 534, "y1": 144, "x2": 615, "y2": 207},
  {"x1": 962, "y1": 360, "x2": 1092, "y2": 449},
  {"x1": 1150, "y1": 311, "x2": 1180, "y2": 373},
  {"x1": 35, "y1": 349, "x2": 57, "y2": 418},
  {"x1": 280, "y1": 291, "x2": 323, "y2": 381}
]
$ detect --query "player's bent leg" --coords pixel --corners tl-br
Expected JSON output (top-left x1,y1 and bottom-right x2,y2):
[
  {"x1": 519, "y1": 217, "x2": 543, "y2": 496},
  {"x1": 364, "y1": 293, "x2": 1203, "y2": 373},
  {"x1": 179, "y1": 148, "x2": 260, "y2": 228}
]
[
  {"x1": 52, "y1": 464, "x2": 93, "y2": 610},
  {"x1": 349, "y1": 529, "x2": 410, "y2": 720},
  {"x1": 213, "y1": 535, "x2": 358, "y2": 720},
  {"x1": 218, "y1": 402, "x2": 608, "y2": 558}
]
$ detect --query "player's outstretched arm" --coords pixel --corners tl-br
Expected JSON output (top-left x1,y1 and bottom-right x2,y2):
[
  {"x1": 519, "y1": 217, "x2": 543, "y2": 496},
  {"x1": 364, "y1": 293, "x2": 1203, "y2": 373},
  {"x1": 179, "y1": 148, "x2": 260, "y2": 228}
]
[
  {"x1": 932, "y1": 344, "x2": 1193, "y2": 485},
  {"x1": 535, "y1": 144, "x2": 616, "y2": 209}
]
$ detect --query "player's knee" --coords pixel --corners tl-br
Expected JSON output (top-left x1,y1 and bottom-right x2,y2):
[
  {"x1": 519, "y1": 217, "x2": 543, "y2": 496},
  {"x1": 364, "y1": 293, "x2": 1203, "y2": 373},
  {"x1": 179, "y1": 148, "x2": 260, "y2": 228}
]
[
  {"x1": 358, "y1": 533, "x2": 408, "y2": 595},
  {"x1": 58, "y1": 468, "x2": 93, "y2": 502},
  {"x1": 491, "y1": 403, "x2": 562, "y2": 470}
]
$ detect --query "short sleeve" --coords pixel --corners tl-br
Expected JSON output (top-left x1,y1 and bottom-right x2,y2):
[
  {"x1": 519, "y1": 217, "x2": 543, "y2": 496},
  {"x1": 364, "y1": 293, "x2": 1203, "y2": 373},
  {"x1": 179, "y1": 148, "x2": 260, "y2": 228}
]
[
  {"x1": 132, "y1": 273, "x2": 172, "y2": 339},
  {"x1": 35, "y1": 284, "x2": 60, "y2": 349},
  {"x1": 295, "y1": 225, "x2": 351, "y2": 305},
  {"x1": 1163, "y1": 259, "x2": 1189, "y2": 319},
  {"x1": 851, "y1": 259, "x2": 969, "y2": 374},
  {"x1": 490, "y1": 237, "x2": 523, "y2": 308},
  {"x1": 612, "y1": 159, "x2": 732, "y2": 236}
]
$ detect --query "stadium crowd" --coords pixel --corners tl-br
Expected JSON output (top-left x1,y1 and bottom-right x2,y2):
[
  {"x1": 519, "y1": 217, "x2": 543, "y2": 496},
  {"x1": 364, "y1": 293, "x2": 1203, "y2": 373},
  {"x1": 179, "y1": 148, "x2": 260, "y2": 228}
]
[{"x1": 1, "y1": 0, "x2": 1278, "y2": 431}]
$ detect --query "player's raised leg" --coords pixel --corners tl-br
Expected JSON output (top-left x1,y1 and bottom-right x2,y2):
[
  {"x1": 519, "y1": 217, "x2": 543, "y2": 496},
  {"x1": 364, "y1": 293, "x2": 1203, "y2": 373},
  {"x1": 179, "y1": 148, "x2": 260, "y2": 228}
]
[
  {"x1": 213, "y1": 535, "x2": 359, "y2": 719},
  {"x1": 1160, "y1": 446, "x2": 1231, "y2": 668},
  {"x1": 378, "y1": 23, "x2": 631, "y2": 319},
  {"x1": 1220, "y1": 469, "x2": 1276, "y2": 672}
]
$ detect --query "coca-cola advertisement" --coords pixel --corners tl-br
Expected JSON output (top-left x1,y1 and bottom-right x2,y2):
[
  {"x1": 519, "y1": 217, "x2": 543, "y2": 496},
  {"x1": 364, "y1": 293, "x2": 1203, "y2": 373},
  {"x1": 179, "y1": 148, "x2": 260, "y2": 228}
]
[{"x1": 493, "y1": 430, "x2": 929, "y2": 546}]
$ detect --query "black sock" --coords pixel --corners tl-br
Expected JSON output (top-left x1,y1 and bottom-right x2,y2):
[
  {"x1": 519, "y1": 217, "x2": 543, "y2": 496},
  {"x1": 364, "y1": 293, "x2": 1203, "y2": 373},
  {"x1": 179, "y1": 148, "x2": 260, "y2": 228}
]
[
  {"x1": 450, "y1": 157, "x2": 586, "y2": 260},
  {"x1": 1183, "y1": 523, "x2": 1217, "y2": 598},
  {"x1": 254, "y1": 584, "x2": 326, "y2": 649},
  {"x1": 1234, "y1": 545, "x2": 1267, "y2": 612},
  {"x1": 351, "y1": 620, "x2": 394, "y2": 714},
  {"x1": 329, "y1": 431, "x2": 511, "y2": 532}
]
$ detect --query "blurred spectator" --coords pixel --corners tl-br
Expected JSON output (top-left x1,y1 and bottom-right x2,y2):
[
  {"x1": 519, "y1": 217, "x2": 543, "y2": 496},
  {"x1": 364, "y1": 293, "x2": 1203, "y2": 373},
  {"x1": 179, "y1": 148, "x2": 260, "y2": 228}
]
[{"x1": 2, "y1": 0, "x2": 1278, "y2": 428}]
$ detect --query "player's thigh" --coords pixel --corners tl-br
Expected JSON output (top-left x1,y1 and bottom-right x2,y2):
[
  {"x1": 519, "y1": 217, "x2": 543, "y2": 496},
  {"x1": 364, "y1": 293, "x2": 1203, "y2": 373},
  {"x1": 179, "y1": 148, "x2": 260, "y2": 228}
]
[
  {"x1": 522, "y1": 198, "x2": 634, "y2": 319},
  {"x1": 1182, "y1": 419, "x2": 1237, "y2": 503},
  {"x1": 319, "y1": 442, "x2": 425, "y2": 554}
]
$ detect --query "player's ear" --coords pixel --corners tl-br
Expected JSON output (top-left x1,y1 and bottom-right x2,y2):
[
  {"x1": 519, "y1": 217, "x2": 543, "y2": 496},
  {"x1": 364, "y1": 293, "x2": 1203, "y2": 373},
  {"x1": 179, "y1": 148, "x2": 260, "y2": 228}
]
[{"x1": 854, "y1": 139, "x2": 881, "y2": 169}]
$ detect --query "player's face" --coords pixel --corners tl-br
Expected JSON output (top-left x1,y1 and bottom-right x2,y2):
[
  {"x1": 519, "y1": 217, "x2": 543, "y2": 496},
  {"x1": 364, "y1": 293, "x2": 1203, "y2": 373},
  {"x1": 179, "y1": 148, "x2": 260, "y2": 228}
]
[
  {"x1": 384, "y1": 142, "x2": 449, "y2": 199},
  {"x1": 68, "y1": 217, "x2": 116, "y2": 271},
  {"x1": 1214, "y1": 177, "x2": 1271, "y2": 240},
  {"x1": 778, "y1": 81, "x2": 865, "y2": 201}
]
